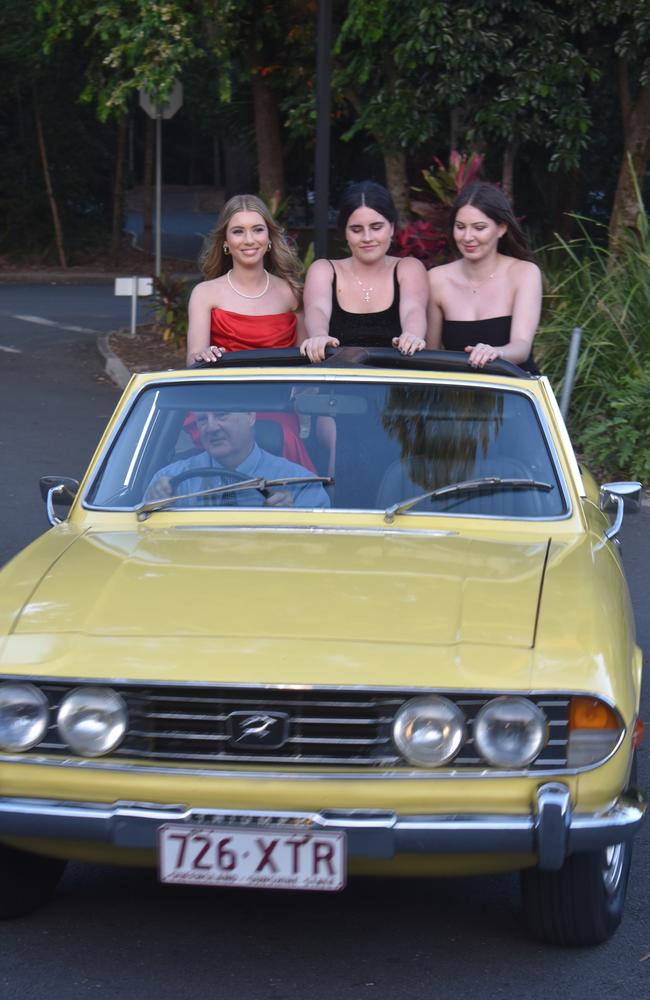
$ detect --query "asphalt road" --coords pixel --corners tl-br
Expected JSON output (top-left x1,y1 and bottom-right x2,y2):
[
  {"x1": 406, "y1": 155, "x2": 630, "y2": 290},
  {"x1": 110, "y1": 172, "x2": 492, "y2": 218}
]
[
  {"x1": 125, "y1": 208, "x2": 214, "y2": 261},
  {"x1": 0, "y1": 285, "x2": 648, "y2": 999}
]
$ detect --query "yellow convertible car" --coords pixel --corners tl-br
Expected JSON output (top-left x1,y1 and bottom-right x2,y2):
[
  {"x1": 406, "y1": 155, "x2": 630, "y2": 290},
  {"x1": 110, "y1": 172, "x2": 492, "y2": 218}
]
[{"x1": 0, "y1": 346, "x2": 645, "y2": 945}]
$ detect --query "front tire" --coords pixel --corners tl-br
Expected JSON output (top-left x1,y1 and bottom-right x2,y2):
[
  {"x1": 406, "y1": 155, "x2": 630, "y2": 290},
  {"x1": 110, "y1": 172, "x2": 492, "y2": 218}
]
[
  {"x1": 521, "y1": 840, "x2": 632, "y2": 946},
  {"x1": 0, "y1": 842, "x2": 67, "y2": 918}
]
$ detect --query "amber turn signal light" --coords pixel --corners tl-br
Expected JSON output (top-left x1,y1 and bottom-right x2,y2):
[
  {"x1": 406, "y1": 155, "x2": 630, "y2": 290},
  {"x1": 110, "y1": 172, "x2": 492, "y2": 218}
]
[
  {"x1": 632, "y1": 717, "x2": 645, "y2": 748},
  {"x1": 569, "y1": 696, "x2": 619, "y2": 731}
]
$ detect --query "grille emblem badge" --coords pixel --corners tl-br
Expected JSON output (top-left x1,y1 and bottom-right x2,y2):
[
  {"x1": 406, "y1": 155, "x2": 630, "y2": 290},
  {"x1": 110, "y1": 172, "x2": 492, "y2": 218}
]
[{"x1": 227, "y1": 711, "x2": 289, "y2": 749}]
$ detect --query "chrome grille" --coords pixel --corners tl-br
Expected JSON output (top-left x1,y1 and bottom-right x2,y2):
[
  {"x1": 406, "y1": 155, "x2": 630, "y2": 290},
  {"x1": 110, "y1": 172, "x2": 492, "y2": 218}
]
[{"x1": 33, "y1": 684, "x2": 571, "y2": 770}]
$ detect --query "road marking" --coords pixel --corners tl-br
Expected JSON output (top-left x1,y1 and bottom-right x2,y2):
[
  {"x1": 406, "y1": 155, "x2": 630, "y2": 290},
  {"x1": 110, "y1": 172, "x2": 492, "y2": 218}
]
[
  {"x1": 0, "y1": 344, "x2": 21, "y2": 353},
  {"x1": 11, "y1": 314, "x2": 99, "y2": 334}
]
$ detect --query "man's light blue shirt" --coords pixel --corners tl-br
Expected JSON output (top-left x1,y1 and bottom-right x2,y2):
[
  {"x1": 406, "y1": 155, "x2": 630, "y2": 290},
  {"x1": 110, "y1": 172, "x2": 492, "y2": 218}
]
[{"x1": 151, "y1": 443, "x2": 330, "y2": 508}]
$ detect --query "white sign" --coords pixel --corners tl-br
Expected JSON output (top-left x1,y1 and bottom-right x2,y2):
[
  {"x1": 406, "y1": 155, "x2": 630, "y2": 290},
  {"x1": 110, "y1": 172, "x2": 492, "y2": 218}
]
[
  {"x1": 114, "y1": 277, "x2": 154, "y2": 337},
  {"x1": 114, "y1": 277, "x2": 154, "y2": 296},
  {"x1": 139, "y1": 81, "x2": 184, "y2": 120}
]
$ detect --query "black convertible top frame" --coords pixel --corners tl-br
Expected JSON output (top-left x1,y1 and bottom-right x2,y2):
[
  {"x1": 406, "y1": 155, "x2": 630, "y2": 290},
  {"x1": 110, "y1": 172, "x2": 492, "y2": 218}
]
[{"x1": 190, "y1": 347, "x2": 535, "y2": 379}]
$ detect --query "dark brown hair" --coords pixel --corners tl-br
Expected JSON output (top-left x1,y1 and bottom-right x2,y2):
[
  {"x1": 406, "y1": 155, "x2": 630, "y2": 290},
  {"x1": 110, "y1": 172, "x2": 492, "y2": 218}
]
[{"x1": 451, "y1": 182, "x2": 536, "y2": 262}]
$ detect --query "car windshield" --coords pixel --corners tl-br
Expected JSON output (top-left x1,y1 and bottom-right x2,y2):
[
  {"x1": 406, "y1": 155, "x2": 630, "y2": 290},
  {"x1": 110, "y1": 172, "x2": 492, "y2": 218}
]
[{"x1": 85, "y1": 379, "x2": 568, "y2": 518}]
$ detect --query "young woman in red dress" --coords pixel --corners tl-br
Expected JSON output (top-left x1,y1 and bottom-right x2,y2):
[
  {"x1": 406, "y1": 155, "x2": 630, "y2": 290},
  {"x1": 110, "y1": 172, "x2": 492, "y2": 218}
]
[
  {"x1": 185, "y1": 195, "x2": 314, "y2": 469},
  {"x1": 187, "y1": 193, "x2": 304, "y2": 363}
]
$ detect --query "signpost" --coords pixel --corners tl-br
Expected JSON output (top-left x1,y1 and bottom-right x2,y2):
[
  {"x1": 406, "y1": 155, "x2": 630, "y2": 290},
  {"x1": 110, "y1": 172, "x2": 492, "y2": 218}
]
[
  {"x1": 114, "y1": 276, "x2": 154, "y2": 337},
  {"x1": 138, "y1": 81, "x2": 184, "y2": 277}
]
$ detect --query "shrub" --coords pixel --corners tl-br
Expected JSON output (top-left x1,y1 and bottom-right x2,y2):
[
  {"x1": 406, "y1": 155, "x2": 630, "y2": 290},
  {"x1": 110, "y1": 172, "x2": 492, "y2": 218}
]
[
  {"x1": 394, "y1": 151, "x2": 485, "y2": 267},
  {"x1": 578, "y1": 367, "x2": 650, "y2": 482},
  {"x1": 152, "y1": 273, "x2": 193, "y2": 350},
  {"x1": 536, "y1": 194, "x2": 650, "y2": 481},
  {"x1": 392, "y1": 220, "x2": 448, "y2": 268}
]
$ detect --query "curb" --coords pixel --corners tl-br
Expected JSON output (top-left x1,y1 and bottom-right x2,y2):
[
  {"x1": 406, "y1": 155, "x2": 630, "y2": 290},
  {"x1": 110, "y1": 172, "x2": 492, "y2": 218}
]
[{"x1": 97, "y1": 333, "x2": 131, "y2": 389}]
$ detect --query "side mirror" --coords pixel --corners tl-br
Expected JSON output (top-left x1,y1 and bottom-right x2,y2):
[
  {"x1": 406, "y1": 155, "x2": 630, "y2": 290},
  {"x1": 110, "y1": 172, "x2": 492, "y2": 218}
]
[
  {"x1": 39, "y1": 476, "x2": 80, "y2": 526},
  {"x1": 599, "y1": 481, "x2": 643, "y2": 540}
]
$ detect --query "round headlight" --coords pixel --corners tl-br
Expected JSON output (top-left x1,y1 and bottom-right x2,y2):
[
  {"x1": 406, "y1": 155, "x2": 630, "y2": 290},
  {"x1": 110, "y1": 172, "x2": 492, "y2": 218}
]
[
  {"x1": 57, "y1": 687, "x2": 127, "y2": 757},
  {"x1": 0, "y1": 682, "x2": 49, "y2": 751},
  {"x1": 473, "y1": 697, "x2": 546, "y2": 768},
  {"x1": 393, "y1": 696, "x2": 466, "y2": 766}
]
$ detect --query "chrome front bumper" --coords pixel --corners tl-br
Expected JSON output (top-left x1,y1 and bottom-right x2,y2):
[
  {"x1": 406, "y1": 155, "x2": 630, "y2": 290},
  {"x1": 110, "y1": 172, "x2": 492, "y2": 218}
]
[{"x1": 0, "y1": 782, "x2": 645, "y2": 872}]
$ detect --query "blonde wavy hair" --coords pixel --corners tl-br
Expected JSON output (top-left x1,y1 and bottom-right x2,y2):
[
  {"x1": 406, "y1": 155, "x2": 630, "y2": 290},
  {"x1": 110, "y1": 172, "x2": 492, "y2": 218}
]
[{"x1": 199, "y1": 194, "x2": 303, "y2": 306}]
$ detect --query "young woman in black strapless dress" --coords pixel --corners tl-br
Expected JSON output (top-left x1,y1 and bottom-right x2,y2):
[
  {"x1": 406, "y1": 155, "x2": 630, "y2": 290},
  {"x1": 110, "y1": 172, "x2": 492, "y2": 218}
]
[
  {"x1": 427, "y1": 182, "x2": 542, "y2": 372},
  {"x1": 300, "y1": 182, "x2": 431, "y2": 362}
]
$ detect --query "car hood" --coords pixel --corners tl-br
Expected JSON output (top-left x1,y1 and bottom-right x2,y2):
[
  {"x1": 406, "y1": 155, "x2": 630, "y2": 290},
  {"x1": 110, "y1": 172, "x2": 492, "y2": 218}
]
[{"x1": 12, "y1": 528, "x2": 547, "y2": 650}]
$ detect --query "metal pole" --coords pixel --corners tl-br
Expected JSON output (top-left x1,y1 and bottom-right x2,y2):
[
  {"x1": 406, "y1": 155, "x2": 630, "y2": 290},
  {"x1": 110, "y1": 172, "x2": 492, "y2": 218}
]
[
  {"x1": 155, "y1": 113, "x2": 162, "y2": 278},
  {"x1": 314, "y1": 0, "x2": 332, "y2": 259},
  {"x1": 559, "y1": 326, "x2": 582, "y2": 419},
  {"x1": 130, "y1": 277, "x2": 137, "y2": 337}
]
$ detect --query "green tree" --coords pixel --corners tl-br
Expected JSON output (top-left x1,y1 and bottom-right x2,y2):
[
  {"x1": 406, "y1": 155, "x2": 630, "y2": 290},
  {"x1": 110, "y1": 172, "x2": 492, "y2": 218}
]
[
  {"x1": 399, "y1": 2, "x2": 593, "y2": 199},
  {"x1": 332, "y1": 0, "x2": 442, "y2": 223},
  {"x1": 39, "y1": 0, "x2": 203, "y2": 116},
  {"x1": 568, "y1": 0, "x2": 650, "y2": 246},
  {"x1": 2, "y1": 0, "x2": 72, "y2": 265},
  {"x1": 39, "y1": 0, "x2": 315, "y2": 201},
  {"x1": 202, "y1": 0, "x2": 307, "y2": 199},
  {"x1": 39, "y1": 0, "x2": 205, "y2": 261},
  {"x1": 312, "y1": 1, "x2": 595, "y2": 219}
]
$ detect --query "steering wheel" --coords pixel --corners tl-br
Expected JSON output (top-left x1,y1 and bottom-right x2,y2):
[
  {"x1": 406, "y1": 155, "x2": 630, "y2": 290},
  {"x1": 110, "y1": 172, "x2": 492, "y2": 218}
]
[{"x1": 167, "y1": 467, "x2": 270, "y2": 501}]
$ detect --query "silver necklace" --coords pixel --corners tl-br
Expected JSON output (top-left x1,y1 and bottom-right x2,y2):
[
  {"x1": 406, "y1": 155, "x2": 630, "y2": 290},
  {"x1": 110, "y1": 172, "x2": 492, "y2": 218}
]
[
  {"x1": 463, "y1": 266, "x2": 497, "y2": 294},
  {"x1": 350, "y1": 265, "x2": 375, "y2": 304},
  {"x1": 226, "y1": 268, "x2": 270, "y2": 299}
]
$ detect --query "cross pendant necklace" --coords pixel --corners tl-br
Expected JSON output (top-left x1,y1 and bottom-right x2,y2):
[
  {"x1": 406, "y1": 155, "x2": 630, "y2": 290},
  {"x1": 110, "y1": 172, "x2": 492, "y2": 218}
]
[{"x1": 351, "y1": 266, "x2": 374, "y2": 303}]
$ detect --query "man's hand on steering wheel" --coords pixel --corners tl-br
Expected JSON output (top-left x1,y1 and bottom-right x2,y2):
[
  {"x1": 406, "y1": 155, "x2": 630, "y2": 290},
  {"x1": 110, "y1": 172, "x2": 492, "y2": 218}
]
[
  {"x1": 144, "y1": 476, "x2": 173, "y2": 502},
  {"x1": 264, "y1": 489, "x2": 294, "y2": 507}
]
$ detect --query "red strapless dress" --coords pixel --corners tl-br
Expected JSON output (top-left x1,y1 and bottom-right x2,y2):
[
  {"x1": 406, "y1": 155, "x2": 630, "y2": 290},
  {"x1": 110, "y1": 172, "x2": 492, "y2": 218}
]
[
  {"x1": 187, "y1": 308, "x2": 314, "y2": 471},
  {"x1": 210, "y1": 308, "x2": 297, "y2": 351}
]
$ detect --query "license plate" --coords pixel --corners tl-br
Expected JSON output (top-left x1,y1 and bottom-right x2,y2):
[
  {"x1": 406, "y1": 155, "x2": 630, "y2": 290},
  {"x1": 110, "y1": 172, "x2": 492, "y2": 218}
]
[{"x1": 158, "y1": 824, "x2": 346, "y2": 892}]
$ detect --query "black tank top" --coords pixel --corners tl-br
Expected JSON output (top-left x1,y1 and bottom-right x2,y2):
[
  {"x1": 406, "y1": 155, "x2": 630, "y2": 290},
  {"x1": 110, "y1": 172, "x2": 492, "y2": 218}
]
[
  {"x1": 441, "y1": 316, "x2": 539, "y2": 374},
  {"x1": 329, "y1": 261, "x2": 401, "y2": 346}
]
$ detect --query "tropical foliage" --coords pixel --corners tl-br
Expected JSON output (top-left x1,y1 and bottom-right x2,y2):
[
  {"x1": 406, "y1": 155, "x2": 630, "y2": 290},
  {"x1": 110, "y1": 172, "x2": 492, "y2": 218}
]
[
  {"x1": 394, "y1": 152, "x2": 486, "y2": 266},
  {"x1": 0, "y1": 0, "x2": 644, "y2": 265},
  {"x1": 536, "y1": 187, "x2": 650, "y2": 480}
]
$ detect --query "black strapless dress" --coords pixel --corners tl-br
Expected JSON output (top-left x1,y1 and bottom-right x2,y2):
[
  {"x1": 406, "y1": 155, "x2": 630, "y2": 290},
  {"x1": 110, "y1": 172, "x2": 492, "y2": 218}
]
[
  {"x1": 441, "y1": 315, "x2": 539, "y2": 374},
  {"x1": 328, "y1": 261, "x2": 402, "y2": 347}
]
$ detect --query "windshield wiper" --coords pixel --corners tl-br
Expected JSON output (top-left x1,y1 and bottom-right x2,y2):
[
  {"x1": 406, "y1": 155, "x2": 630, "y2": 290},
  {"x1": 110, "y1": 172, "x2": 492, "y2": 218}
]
[
  {"x1": 384, "y1": 476, "x2": 553, "y2": 523},
  {"x1": 135, "y1": 476, "x2": 333, "y2": 521}
]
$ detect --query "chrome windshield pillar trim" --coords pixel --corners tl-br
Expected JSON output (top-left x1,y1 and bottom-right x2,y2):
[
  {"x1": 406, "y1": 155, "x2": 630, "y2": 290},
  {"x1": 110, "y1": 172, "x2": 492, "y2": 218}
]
[
  {"x1": 0, "y1": 792, "x2": 644, "y2": 860},
  {"x1": 535, "y1": 782, "x2": 571, "y2": 871}
]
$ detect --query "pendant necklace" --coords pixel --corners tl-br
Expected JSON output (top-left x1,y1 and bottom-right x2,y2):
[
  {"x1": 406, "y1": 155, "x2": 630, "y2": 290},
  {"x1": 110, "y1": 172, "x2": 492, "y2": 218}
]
[
  {"x1": 464, "y1": 265, "x2": 497, "y2": 295},
  {"x1": 350, "y1": 265, "x2": 375, "y2": 304},
  {"x1": 227, "y1": 269, "x2": 270, "y2": 299}
]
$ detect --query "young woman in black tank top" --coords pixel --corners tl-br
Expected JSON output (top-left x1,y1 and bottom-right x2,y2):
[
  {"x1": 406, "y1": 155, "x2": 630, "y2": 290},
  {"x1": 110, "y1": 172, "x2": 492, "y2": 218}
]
[
  {"x1": 301, "y1": 181, "x2": 430, "y2": 362},
  {"x1": 427, "y1": 182, "x2": 542, "y2": 371}
]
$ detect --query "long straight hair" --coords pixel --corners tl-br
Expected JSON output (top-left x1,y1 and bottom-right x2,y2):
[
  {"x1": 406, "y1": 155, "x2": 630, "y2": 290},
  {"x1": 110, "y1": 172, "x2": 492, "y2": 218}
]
[
  {"x1": 451, "y1": 182, "x2": 536, "y2": 262},
  {"x1": 200, "y1": 194, "x2": 303, "y2": 304}
]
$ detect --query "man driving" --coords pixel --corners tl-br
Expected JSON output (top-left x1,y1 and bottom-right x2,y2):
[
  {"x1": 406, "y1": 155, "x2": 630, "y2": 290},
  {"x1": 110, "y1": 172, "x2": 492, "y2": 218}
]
[{"x1": 146, "y1": 410, "x2": 330, "y2": 508}]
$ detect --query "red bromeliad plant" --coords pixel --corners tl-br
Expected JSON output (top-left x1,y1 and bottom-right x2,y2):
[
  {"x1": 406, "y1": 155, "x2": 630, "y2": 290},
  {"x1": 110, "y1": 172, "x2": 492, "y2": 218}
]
[
  {"x1": 393, "y1": 151, "x2": 485, "y2": 267},
  {"x1": 391, "y1": 220, "x2": 448, "y2": 267},
  {"x1": 417, "y1": 150, "x2": 485, "y2": 209}
]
